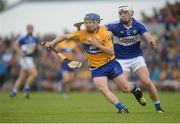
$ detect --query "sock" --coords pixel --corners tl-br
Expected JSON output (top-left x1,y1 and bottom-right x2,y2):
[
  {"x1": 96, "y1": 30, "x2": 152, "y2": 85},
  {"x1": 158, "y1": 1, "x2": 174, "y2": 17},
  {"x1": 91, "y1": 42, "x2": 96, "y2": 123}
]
[
  {"x1": 115, "y1": 102, "x2": 125, "y2": 110},
  {"x1": 12, "y1": 88, "x2": 17, "y2": 93},
  {"x1": 11, "y1": 88, "x2": 17, "y2": 97},
  {"x1": 24, "y1": 84, "x2": 30, "y2": 93},
  {"x1": 154, "y1": 100, "x2": 161, "y2": 110},
  {"x1": 62, "y1": 83, "x2": 67, "y2": 94},
  {"x1": 24, "y1": 84, "x2": 30, "y2": 89},
  {"x1": 57, "y1": 83, "x2": 62, "y2": 93}
]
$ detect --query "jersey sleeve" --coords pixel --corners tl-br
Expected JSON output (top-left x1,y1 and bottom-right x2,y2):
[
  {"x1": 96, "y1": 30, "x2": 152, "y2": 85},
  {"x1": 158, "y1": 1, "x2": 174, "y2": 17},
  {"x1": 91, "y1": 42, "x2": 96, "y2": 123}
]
[
  {"x1": 105, "y1": 24, "x2": 114, "y2": 33},
  {"x1": 67, "y1": 31, "x2": 82, "y2": 42},
  {"x1": 105, "y1": 23, "x2": 119, "y2": 37},
  {"x1": 138, "y1": 22, "x2": 148, "y2": 35}
]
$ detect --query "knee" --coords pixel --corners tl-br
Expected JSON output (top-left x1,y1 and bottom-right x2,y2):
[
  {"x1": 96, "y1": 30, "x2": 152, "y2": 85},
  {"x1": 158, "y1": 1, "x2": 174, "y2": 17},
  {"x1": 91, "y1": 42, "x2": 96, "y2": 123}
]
[
  {"x1": 121, "y1": 87, "x2": 131, "y2": 93},
  {"x1": 121, "y1": 84, "x2": 131, "y2": 93},
  {"x1": 142, "y1": 79, "x2": 153, "y2": 88},
  {"x1": 30, "y1": 71, "x2": 38, "y2": 78},
  {"x1": 96, "y1": 86, "x2": 109, "y2": 94},
  {"x1": 63, "y1": 79, "x2": 71, "y2": 83},
  {"x1": 63, "y1": 76, "x2": 72, "y2": 83},
  {"x1": 33, "y1": 71, "x2": 38, "y2": 78}
]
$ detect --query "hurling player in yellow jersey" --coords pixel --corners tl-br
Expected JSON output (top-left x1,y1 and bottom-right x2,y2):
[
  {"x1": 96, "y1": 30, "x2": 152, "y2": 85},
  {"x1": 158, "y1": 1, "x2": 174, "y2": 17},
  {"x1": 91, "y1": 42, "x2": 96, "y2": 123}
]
[
  {"x1": 45, "y1": 13, "x2": 146, "y2": 114},
  {"x1": 55, "y1": 40, "x2": 81, "y2": 95}
]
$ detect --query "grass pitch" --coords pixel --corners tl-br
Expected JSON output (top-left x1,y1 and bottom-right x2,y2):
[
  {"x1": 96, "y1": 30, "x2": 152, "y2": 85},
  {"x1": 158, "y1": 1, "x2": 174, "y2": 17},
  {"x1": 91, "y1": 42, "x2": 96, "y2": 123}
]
[{"x1": 0, "y1": 91, "x2": 179, "y2": 123}]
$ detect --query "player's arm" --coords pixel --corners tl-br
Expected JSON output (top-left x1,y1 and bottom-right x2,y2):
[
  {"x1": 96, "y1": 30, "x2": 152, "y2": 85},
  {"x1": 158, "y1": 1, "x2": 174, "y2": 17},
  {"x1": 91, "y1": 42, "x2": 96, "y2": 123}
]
[
  {"x1": 143, "y1": 32, "x2": 158, "y2": 50},
  {"x1": 87, "y1": 36, "x2": 114, "y2": 55},
  {"x1": 46, "y1": 30, "x2": 81, "y2": 48},
  {"x1": 41, "y1": 32, "x2": 82, "y2": 69},
  {"x1": 47, "y1": 34, "x2": 69, "y2": 48},
  {"x1": 12, "y1": 41, "x2": 25, "y2": 57},
  {"x1": 138, "y1": 22, "x2": 158, "y2": 50},
  {"x1": 42, "y1": 34, "x2": 71, "y2": 60}
]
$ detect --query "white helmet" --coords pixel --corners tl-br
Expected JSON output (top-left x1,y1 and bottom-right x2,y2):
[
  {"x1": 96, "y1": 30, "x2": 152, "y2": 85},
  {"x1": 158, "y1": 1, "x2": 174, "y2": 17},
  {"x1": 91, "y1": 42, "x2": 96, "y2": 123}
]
[{"x1": 118, "y1": 5, "x2": 134, "y2": 17}]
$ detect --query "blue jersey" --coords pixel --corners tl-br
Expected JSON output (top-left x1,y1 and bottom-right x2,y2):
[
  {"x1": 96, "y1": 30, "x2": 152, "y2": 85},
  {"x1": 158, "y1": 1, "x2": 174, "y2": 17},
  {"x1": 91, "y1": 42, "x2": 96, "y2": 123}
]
[
  {"x1": 106, "y1": 18, "x2": 148, "y2": 59},
  {"x1": 18, "y1": 35, "x2": 39, "y2": 56}
]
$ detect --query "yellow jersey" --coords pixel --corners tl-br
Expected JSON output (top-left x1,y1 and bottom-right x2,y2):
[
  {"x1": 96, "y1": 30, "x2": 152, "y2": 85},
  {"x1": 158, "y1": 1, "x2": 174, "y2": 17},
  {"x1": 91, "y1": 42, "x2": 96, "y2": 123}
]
[
  {"x1": 67, "y1": 26, "x2": 115, "y2": 68},
  {"x1": 55, "y1": 40, "x2": 79, "y2": 60}
]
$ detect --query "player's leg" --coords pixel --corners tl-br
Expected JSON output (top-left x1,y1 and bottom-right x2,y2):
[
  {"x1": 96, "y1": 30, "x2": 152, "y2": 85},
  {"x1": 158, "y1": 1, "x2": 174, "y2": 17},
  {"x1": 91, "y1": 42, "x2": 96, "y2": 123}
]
[
  {"x1": 113, "y1": 73, "x2": 146, "y2": 106},
  {"x1": 93, "y1": 77, "x2": 129, "y2": 114},
  {"x1": 136, "y1": 66, "x2": 164, "y2": 112},
  {"x1": 60, "y1": 61, "x2": 74, "y2": 96},
  {"x1": 24, "y1": 57, "x2": 38, "y2": 98},
  {"x1": 61, "y1": 71, "x2": 74, "y2": 95},
  {"x1": 131, "y1": 56, "x2": 164, "y2": 112},
  {"x1": 24, "y1": 66, "x2": 37, "y2": 98},
  {"x1": 122, "y1": 71, "x2": 130, "y2": 80},
  {"x1": 116, "y1": 59, "x2": 146, "y2": 106},
  {"x1": 10, "y1": 68, "x2": 27, "y2": 98}
]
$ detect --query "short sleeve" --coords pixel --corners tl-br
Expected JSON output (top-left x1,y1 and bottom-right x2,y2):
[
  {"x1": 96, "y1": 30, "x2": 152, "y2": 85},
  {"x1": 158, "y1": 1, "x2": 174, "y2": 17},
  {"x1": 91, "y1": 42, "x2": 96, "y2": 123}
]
[
  {"x1": 138, "y1": 22, "x2": 148, "y2": 35},
  {"x1": 67, "y1": 31, "x2": 82, "y2": 42},
  {"x1": 105, "y1": 24, "x2": 114, "y2": 32}
]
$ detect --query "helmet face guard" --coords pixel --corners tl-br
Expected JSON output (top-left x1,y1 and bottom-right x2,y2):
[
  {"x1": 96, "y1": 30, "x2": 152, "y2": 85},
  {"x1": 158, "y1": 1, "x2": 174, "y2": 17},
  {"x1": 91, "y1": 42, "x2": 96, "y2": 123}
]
[
  {"x1": 118, "y1": 5, "x2": 134, "y2": 24},
  {"x1": 118, "y1": 5, "x2": 134, "y2": 17}
]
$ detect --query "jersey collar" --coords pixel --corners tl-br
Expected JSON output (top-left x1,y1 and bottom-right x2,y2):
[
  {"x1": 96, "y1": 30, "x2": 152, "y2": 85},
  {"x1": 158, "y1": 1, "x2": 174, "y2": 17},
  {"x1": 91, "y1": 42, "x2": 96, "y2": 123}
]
[{"x1": 120, "y1": 18, "x2": 137, "y2": 29}]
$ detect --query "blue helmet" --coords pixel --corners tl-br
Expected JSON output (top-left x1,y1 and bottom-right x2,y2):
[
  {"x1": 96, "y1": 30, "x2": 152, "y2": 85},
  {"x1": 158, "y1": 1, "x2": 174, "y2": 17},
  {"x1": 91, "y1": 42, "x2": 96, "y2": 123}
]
[{"x1": 84, "y1": 13, "x2": 102, "y2": 21}]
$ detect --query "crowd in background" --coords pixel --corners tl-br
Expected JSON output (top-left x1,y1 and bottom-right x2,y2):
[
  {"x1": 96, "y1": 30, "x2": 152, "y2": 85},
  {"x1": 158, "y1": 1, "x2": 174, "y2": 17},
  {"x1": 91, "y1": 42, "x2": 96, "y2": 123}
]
[
  {"x1": 141, "y1": 1, "x2": 180, "y2": 25},
  {"x1": 140, "y1": 1, "x2": 180, "y2": 91},
  {"x1": 0, "y1": 2, "x2": 179, "y2": 92}
]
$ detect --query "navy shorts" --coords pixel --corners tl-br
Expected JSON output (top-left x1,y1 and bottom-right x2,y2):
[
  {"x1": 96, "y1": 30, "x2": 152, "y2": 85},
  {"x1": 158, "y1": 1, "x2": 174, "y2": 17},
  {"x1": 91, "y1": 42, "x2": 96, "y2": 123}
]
[
  {"x1": 91, "y1": 60, "x2": 123, "y2": 79},
  {"x1": 61, "y1": 62, "x2": 74, "y2": 72}
]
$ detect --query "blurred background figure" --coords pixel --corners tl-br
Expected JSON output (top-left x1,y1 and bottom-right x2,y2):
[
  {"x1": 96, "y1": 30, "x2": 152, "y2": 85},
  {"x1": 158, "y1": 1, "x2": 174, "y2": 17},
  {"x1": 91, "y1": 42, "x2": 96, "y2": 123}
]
[
  {"x1": 0, "y1": 37, "x2": 14, "y2": 90},
  {"x1": 10, "y1": 24, "x2": 40, "y2": 98},
  {"x1": 54, "y1": 37, "x2": 82, "y2": 97}
]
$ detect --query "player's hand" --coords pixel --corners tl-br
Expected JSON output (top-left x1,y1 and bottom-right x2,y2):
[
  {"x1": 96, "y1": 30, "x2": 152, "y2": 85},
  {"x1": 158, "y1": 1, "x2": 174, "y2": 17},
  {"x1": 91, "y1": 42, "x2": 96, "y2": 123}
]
[
  {"x1": 45, "y1": 42, "x2": 52, "y2": 48},
  {"x1": 87, "y1": 36, "x2": 100, "y2": 47},
  {"x1": 150, "y1": 41, "x2": 158, "y2": 50}
]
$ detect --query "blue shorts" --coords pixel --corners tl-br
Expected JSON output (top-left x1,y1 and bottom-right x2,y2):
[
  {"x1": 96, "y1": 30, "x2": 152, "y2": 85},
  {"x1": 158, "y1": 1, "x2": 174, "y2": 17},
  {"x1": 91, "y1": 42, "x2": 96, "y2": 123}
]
[
  {"x1": 91, "y1": 60, "x2": 123, "y2": 79},
  {"x1": 61, "y1": 62, "x2": 74, "y2": 72}
]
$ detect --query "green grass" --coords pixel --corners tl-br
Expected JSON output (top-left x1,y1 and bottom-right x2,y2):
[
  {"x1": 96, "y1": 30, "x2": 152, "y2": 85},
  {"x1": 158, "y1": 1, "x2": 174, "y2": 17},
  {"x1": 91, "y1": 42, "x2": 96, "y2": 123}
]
[{"x1": 0, "y1": 91, "x2": 180, "y2": 123}]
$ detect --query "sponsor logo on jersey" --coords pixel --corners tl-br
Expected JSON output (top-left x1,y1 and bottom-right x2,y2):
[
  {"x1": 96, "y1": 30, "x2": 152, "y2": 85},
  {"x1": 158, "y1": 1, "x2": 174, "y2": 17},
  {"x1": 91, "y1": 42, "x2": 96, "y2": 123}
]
[{"x1": 118, "y1": 34, "x2": 141, "y2": 46}]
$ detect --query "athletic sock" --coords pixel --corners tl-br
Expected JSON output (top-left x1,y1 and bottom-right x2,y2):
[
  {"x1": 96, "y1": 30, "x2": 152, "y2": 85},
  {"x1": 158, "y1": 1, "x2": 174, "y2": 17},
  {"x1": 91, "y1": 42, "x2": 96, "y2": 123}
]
[
  {"x1": 115, "y1": 102, "x2": 125, "y2": 110},
  {"x1": 12, "y1": 88, "x2": 17, "y2": 94},
  {"x1": 24, "y1": 84, "x2": 30, "y2": 94},
  {"x1": 154, "y1": 100, "x2": 161, "y2": 110}
]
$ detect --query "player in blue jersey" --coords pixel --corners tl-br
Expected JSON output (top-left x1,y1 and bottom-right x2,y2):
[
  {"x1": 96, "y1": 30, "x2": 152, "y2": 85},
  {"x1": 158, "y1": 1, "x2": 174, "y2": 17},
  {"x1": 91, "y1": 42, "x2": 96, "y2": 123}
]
[
  {"x1": 105, "y1": 5, "x2": 164, "y2": 113},
  {"x1": 10, "y1": 24, "x2": 39, "y2": 98}
]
